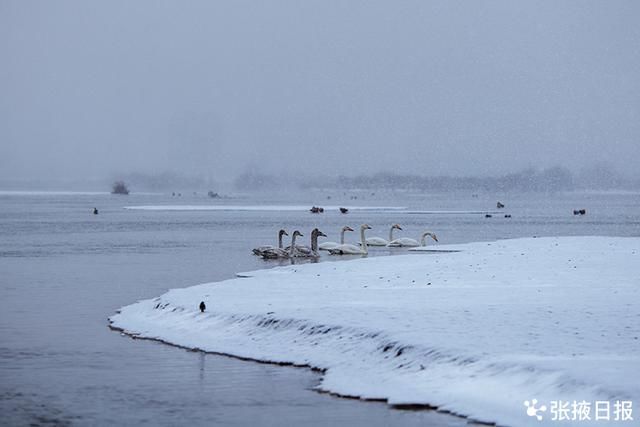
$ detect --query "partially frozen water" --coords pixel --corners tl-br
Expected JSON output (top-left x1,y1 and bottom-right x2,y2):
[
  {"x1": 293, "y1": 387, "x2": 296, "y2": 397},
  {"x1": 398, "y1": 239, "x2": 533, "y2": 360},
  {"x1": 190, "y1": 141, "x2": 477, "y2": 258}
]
[{"x1": 1, "y1": 190, "x2": 638, "y2": 425}]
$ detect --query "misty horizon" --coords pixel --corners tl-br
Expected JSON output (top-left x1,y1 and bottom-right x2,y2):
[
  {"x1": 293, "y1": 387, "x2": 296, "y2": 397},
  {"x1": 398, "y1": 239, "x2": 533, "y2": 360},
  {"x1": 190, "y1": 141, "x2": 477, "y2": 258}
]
[
  {"x1": 2, "y1": 1, "x2": 639, "y2": 186},
  {"x1": 2, "y1": 163, "x2": 637, "y2": 194}
]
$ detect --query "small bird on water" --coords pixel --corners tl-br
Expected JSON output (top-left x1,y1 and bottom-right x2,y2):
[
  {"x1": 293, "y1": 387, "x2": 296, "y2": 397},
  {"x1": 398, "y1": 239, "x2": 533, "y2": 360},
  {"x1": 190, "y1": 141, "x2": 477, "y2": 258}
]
[
  {"x1": 93, "y1": 207, "x2": 99, "y2": 215},
  {"x1": 199, "y1": 301, "x2": 206, "y2": 312}
]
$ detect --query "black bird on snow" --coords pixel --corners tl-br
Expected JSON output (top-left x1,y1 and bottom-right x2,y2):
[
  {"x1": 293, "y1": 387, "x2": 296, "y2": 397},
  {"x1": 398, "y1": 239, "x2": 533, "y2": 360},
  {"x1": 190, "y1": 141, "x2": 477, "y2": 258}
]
[{"x1": 199, "y1": 301, "x2": 206, "y2": 312}]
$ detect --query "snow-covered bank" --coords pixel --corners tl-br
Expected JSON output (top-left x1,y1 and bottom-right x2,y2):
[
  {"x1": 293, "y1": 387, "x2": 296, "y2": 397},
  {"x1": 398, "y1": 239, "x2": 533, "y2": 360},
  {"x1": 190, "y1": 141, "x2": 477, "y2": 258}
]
[{"x1": 110, "y1": 237, "x2": 639, "y2": 426}]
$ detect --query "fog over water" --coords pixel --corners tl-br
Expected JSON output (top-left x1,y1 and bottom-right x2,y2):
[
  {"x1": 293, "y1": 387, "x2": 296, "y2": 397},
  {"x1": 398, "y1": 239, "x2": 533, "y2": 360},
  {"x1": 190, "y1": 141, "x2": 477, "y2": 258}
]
[{"x1": 1, "y1": 1, "x2": 639, "y2": 187}]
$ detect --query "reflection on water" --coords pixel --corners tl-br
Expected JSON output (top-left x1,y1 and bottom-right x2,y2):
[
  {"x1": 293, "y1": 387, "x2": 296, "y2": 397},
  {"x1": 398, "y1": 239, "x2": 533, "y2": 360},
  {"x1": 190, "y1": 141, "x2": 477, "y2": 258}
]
[{"x1": 1, "y1": 190, "x2": 638, "y2": 426}]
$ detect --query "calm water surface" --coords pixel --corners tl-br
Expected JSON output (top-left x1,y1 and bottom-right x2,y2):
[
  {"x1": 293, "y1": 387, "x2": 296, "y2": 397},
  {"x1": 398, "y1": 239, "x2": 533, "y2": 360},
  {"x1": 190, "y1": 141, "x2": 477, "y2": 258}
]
[{"x1": 1, "y1": 190, "x2": 639, "y2": 426}]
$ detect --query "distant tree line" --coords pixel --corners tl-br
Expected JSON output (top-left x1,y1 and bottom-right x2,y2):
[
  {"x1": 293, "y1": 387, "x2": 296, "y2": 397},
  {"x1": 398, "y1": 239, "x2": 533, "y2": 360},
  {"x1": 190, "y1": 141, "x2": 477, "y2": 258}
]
[
  {"x1": 309, "y1": 167, "x2": 576, "y2": 192},
  {"x1": 116, "y1": 165, "x2": 637, "y2": 193},
  {"x1": 233, "y1": 165, "x2": 639, "y2": 192}
]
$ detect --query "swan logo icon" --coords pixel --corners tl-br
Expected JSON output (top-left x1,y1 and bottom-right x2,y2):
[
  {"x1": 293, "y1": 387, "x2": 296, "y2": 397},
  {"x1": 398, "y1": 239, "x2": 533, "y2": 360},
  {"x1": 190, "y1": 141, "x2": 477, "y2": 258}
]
[{"x1": 524, "y1": 399, "x2": 547, "y2": 421}]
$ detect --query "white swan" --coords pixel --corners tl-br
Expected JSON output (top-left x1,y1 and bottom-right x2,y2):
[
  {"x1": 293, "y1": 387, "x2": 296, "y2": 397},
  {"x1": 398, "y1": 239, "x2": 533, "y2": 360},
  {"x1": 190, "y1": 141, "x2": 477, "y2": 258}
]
[
  {"x1": 252, "y1": 229, "x2": 288, "y2": 256},
  {"x1": 293, "y1": 228, "x2": 327, "y2": 258},
  {"x1": 387, "y1": 231, "x2": 438, "y2": 247},
  {"x1": 262, "y1": 230, "x2": 303, "y2": 259},
  {"x1": 329, "y1": 224, "x2": 372, "y2": 255},
  {"x1": 319, "y1": 226, "x2": 354, "y2": 251},
  {"x1": 362, "y1": 224, "x2": 402, "y2": 246}
]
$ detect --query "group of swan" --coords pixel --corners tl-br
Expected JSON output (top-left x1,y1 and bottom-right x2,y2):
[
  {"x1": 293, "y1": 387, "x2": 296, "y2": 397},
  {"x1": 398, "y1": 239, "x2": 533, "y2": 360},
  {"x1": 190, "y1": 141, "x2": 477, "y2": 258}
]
[
  {"x1": 364, "y1": 223, "x2": 403, "y2": 246},
  {"x1": 253, "y1": 224, "x2": 438, "y2": 258},
  {"x1": 326, "y1": 224, "x2": 437, "y2": 255},
  {"x1": 318, "y1": 226, "x2": 354, "y2": 250},
  {"x1": 256, "y1": 228, "x2": 327, "y2": 259},
  {"x1": 387, "y1": 229, "x2": 438, "y2": 247},
  {"x1": 347, "y1": 223, "x2": 438, "y2": 248},
  {"x1": 328, "y1": 224, "x2": 373, "y2": 255}
]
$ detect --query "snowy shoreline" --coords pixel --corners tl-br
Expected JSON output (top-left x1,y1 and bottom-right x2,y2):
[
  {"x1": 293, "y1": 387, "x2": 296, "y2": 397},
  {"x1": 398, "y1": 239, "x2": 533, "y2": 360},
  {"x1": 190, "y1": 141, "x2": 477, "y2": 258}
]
[{"x1": 110, "y1": 236, "x2": 639, "y2": 426}]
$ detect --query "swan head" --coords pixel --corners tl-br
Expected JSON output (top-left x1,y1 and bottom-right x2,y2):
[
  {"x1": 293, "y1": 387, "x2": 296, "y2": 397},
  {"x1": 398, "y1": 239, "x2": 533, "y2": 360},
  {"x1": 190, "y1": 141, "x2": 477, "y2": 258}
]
[
  {"x1": 392, "y1": 223, "x2": 403, "y2": 230},
  {"x1": 361, "y1": 224, "x2": 372, "y2": 231},
  {"x1": 293, "y1": 230, "x2": 303, "y2": 238},
  {"x1": 313, "y1": 228, "x2": 327, "y2": 238},
  {"x1": 279, "y1": 229, "x2": 289, "y2": 236},
  {"x1": 342, "y1": 226, "x2": 354, "y2": 232},
  {"x1": 421, "y1": 232, "x2": 438, "y2": 242}
]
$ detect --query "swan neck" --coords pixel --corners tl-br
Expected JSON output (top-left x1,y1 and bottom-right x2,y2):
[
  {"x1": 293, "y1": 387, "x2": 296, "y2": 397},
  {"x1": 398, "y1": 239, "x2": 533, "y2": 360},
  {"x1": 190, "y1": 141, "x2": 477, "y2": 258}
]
[
  {"x1": 311, "y1": 233, "x2": 318, "y2": 253},
  {"x1": 278, "y1": 232, "x2": 283, "y2": 249},
  {"x1": 289, "y1": 235, "x2": 297, "y2": 256},
  {"x1": 360, "y1": 228, "x2": 368, "y2": 254},
  {"x1": 389, "y1": 226, "x2": 395, "y2": 242},
  {"x1": 340, "y1": 229, "x2": 345, "y2": 244}
]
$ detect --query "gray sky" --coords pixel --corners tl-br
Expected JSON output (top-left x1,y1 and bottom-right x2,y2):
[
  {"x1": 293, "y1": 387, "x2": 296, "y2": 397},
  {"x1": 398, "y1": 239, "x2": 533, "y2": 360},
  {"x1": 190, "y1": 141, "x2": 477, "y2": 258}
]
[{"x1": 1, "y1": 0, "x2": 639, "y2": 183}]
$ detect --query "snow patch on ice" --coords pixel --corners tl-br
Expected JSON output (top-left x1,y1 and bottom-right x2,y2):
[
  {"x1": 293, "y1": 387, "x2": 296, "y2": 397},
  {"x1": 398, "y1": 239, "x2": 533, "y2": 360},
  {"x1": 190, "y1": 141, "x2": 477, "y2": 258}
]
[
  {"x1": 123, "y1": 205, "x2": 407, "y2": 212},
  {"x1": 404, "y1": 210, "x2": 502, "y2": 215}
]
